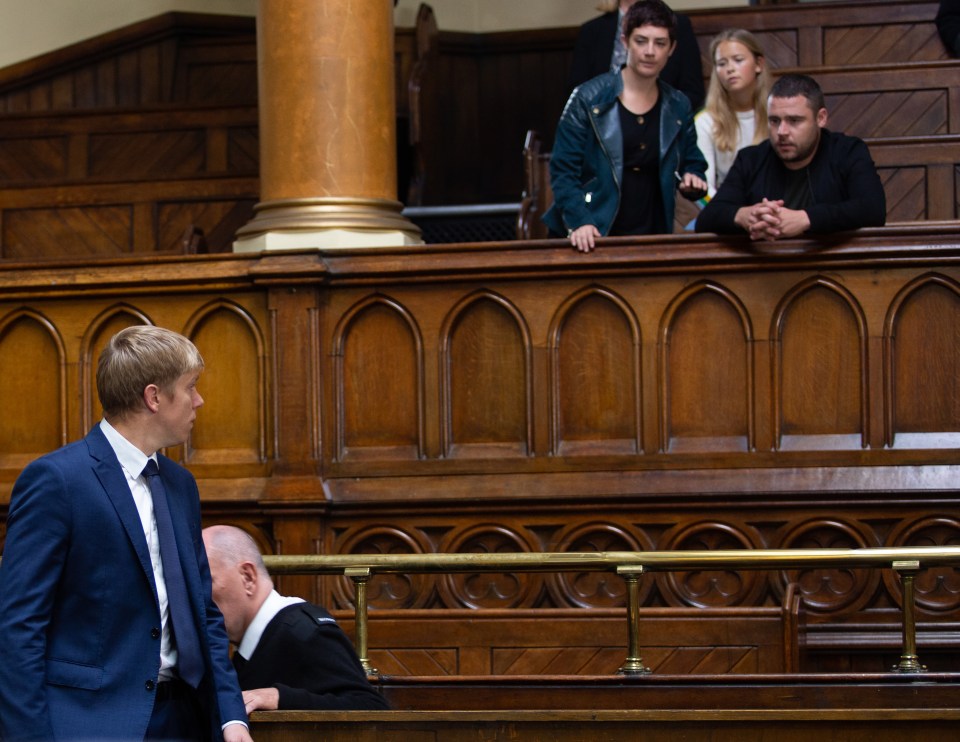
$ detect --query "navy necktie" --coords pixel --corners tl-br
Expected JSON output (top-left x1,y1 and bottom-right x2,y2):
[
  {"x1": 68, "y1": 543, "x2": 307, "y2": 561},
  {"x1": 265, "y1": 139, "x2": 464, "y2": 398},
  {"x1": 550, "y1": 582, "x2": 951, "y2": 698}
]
[{"x1": 142, "y1": 459, "x2": 204, "y2": 687}]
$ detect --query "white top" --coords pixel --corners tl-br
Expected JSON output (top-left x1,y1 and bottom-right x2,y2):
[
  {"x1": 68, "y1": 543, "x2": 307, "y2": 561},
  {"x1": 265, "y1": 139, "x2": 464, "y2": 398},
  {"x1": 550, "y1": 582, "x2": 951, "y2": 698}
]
[
  {"x1": 695, "y1": 108, "x2": 758, "y2": 198},
  {"x1": 99, "y1": 419, "x2": 175, "y2": 680},
  {"x1": 236, "y1": 589, "x2": 305, "y2": 661}
]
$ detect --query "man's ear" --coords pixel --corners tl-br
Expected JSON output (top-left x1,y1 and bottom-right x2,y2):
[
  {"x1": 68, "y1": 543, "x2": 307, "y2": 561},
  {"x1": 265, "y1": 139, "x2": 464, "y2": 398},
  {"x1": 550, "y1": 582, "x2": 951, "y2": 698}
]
[
  {"x1": 816, "y1": 107, "x2": 828, "y2": 128},
  {"x1": 239, "y1": 562, "x2": 259, "y2": 594},
  {"x1": 668, "y1": 40, "x2": 677, "y2": 57},
  {"x1": 143, "y1": 384, "x2": 161, "y2": 413}
]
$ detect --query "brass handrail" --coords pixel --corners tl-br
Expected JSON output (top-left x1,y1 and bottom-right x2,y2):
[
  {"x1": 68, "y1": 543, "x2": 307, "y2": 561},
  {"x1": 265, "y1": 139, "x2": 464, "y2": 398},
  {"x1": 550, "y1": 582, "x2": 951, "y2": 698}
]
[{"x1": 262, "y1": 547, "x2": 960, "y2": 676}]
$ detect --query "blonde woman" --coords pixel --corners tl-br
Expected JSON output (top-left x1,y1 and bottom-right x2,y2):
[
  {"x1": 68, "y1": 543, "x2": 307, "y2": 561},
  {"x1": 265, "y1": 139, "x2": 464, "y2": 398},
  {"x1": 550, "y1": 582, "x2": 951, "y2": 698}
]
[{"x1": 695, "y1": 29, "x2": 770, "y2": 198}]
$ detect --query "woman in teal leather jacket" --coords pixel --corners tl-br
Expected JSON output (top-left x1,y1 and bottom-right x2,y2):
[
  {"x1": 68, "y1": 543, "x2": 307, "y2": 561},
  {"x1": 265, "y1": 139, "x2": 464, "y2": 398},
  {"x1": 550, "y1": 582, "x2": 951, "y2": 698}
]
[{"x1": 543, "y1": 0, "x2": 707, "y2": 252}]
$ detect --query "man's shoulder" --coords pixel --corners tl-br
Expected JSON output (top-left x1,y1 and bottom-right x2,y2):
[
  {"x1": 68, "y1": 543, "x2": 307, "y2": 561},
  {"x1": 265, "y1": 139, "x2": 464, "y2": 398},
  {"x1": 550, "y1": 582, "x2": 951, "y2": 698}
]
[
  {"x1": 24, "y1": 432, "x2": 98, "y2": 473},
  {"x1": 270, "y1": 602, "x2": 340, "y2": 640},
  {"x1": 820, "y1": 129, "x2": 870, "y2": 155},
  {"x1": 733, "y1": 139, "x2": 775, "y2": 167}
]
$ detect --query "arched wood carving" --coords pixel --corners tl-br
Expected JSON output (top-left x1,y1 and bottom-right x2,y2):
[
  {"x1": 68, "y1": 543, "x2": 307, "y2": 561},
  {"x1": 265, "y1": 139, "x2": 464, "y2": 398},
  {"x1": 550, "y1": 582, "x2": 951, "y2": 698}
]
[{"x1": 659, "y1": 281, "x2": 755, "y2": 453}]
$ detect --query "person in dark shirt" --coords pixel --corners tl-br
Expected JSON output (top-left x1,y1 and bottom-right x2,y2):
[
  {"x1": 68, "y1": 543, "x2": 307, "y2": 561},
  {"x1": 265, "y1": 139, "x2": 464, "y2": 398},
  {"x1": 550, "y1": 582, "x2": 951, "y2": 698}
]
[
  {"x1": 696, "y1": 73, "x2": 885, "y2": 240},
  {"x1": 937, "y1": 0, "x2": 960, "y2": 56},
  {"x1": 203, "y1": 525, "x2": 389, "y2": 712},
  {"x1": 545, "y1": 0, "x2": 707, "y2": 252},
  {"x1": 568, "y1": 0, "x2": 705, "y2": 111}
]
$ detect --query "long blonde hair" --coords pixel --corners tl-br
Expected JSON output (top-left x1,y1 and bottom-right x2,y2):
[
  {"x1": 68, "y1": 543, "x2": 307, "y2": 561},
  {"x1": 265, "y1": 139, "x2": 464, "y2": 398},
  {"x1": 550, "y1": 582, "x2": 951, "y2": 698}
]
[{"x1": 704, "y1": 29, "x2": 770, "y2": 153}]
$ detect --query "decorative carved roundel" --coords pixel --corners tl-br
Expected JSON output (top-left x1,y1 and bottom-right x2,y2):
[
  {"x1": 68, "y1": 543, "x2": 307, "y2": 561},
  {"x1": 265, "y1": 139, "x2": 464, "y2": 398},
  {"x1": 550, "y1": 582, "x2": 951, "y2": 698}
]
[
  {"x1": 778, "y1": 518, "x2": 880, "y2": 614},
  {"x1": 659, "y1": 521, "x2": 765, "y2": 608},
  {"x1": 883, "y1": 516, "x2": 960, "y2": 613},
  {"x1": 437, "y1": 524, "x2": 542, "y2": 609},
  {"x1": 547, "y1": 521, "x2": 652, "y2": 608},
  {"x1": 334, "y1": 525, "x2": 433, "y2": 610}
]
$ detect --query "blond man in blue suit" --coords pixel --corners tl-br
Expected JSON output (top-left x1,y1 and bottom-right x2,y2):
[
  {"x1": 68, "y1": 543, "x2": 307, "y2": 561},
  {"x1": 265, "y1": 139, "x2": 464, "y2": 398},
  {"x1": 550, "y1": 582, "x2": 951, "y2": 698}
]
[{"x1": 0, "y1": 326, "x2": 252, "y2": 741}]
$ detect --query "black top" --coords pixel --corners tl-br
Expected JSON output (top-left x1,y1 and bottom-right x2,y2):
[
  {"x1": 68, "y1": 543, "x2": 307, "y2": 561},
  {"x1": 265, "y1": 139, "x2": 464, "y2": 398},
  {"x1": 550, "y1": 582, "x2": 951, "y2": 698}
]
[
  {"x1": 568, "y1": 11, "x2": 705, "y2": 112},
  {"x1": 782, "y1": 166, "x2": 813, "y2": 212},
  {"x1": 233, "y1": 601, "x2": 389, "y2": 711},
  {"x1": 695, "y1": 129, "x2": 887, "y2": 235},
  {"x1": 937, "y1": 0, "x2": 960, "y2": 56},
  {"x1": 611, "y1": 96, "x2": 665, "y2": 236}
]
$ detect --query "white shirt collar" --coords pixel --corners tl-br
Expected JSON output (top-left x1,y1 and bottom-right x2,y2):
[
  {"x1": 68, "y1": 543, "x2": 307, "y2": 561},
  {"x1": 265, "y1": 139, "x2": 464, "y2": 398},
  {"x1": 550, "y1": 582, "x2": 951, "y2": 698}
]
[
  {"x1": 100, "y1": 419, "x2": 154, "y2": 478},
  {"x1": 236, "y1": 589, "x2": 304, "y2": 660}
]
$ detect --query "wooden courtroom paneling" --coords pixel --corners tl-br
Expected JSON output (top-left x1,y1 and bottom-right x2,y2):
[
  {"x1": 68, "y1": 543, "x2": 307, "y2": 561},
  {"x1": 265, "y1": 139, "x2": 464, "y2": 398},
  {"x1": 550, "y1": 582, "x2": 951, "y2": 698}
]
[
  {"x1": 319, "y1": 232, "x2": 960, "y2": 474},
  {"x1": 0, "y1": 106, "x2": 259, "y2": 184},
  {"x1": 869, "y1": 136, "x2": 960, "y2": 222},
  {"x1": 0, "y1": 13, "x2": 257, "y2": 114},
  {"x1": 780, "y1": 62, "x2": 960, "y2": 140},
  {"x1": 372, "y1": 675, "x2": 960, "y2": 713},
  {"x1": 0, "y1": 178, "x2": 258, "y2": 257},
  {"x1": 1, "y1": 232, "x2": 960, "y2": 673},
  {"x1": 689, "y1": 2, "x2": 943, "y2": 72},
  {"x1": 338, "y1": 605, "x2": 791, "y2": 676},
  {"x1": 0, "y1": 280, "x2": 272, "y2": 483}
]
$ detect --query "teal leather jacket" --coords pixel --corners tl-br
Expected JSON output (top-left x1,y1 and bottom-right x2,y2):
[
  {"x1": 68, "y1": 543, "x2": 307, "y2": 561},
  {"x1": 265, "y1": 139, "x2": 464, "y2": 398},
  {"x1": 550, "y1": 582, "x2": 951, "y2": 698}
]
[{"x1": 543, "y1": 72, "x2": 706, "y2": 236}]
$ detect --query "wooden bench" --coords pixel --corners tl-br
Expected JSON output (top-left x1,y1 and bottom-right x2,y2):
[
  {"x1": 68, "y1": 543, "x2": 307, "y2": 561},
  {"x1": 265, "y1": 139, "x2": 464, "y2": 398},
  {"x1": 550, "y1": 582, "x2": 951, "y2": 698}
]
[
  {"x1": 869, "y1": 135, "x2": 960, "y2": 222},
  {"x1": 333, "y1": 585, "x2": 801, "y2": 677},
  {"x1": 0, "y1": 105, "x2": 259, "y2": 186},
  {"x1": 775, "y1": 61, "x2": 960, "y2": 140},
  {"x1": 0, "y1": 176, "x2": 257, "y2": 258}
]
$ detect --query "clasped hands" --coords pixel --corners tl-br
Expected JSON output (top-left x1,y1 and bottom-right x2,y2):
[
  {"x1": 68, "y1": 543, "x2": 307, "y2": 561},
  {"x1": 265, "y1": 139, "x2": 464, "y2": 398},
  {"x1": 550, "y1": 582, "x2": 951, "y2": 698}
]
[{"x1": 734, "y1": 198, "x2": 810, "y2": 241}]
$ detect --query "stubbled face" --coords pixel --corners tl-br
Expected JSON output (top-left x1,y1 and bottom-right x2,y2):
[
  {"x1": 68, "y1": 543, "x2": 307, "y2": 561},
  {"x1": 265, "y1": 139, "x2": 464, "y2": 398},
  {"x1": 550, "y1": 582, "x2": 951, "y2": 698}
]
[
  {"x1": 155, "y1": 370, "x2": 203, "y2": 448},
  {"x1": 767, "y1": 95, "x2": 827, "y2": 170},
  {"x1": 623, "y1": 23, "x2": 675, "y2": 79},
  {"x1": 714, "y1": 40, "x2": 762, "y2": 96}
]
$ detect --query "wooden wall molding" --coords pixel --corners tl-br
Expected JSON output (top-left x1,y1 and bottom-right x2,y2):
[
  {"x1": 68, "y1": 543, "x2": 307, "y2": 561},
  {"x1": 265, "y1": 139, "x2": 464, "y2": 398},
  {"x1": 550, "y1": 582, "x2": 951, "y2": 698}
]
[{"x1": 0, "y1": 233, "x2": 959, "y2": 669}]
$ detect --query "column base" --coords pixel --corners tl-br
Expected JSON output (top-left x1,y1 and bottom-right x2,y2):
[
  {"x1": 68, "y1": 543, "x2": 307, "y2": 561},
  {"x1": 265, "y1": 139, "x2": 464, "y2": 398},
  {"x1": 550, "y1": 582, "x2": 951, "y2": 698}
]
[{"x1": 233, "y1": 196, "x2": 423, "y2": 251}]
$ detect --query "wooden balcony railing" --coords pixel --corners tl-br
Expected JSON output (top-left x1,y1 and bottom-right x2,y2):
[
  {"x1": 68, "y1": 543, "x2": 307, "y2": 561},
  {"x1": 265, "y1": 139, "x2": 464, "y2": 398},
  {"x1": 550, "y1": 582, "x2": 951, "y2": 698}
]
[{"x1": 263, "y1": 546, "x2": 960, "y2": 677}]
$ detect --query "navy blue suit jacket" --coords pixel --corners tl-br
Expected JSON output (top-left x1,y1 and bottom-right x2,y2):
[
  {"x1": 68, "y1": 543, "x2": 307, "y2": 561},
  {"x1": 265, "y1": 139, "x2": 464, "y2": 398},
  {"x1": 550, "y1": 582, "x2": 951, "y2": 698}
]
[{"x1": 0, "y1": 425, "x2": 246, "y2": 741}]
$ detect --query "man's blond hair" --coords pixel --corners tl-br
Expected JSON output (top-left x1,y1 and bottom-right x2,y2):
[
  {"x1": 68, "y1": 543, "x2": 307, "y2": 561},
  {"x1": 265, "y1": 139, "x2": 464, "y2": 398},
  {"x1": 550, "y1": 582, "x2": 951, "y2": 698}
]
[{"x1": 97, "y1": 325, "x2": 203, "y2": 419}]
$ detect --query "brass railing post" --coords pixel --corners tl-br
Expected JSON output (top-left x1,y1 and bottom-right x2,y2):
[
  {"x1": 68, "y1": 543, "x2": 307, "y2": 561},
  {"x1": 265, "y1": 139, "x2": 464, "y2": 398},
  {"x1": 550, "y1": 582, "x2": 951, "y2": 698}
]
[
  {"x1": 617, "y1": 566, "x2": 651, "y2": 675},
  {"x1": 345, "y1": 567, "x2": 378, "y2": 676},
  {"x1": 891, "y1": 560, "x2": 925, "y2": 673}
]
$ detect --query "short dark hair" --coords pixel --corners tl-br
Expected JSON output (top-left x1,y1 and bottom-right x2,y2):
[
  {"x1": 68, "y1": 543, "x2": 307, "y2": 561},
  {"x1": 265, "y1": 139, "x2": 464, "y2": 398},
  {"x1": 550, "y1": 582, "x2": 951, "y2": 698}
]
[
  {"x1": 769, "y1": 73, "x2": 825, "y2": 113},
  {"x1": 622, "y1": 0, "x2": 677, "y2": 44}
]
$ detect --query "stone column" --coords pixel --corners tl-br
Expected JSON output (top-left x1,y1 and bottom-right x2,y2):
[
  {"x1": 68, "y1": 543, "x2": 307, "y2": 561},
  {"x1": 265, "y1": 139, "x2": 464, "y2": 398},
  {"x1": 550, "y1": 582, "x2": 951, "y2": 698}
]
[{"x1": 235, "y1": 0, "x2": 421, "y2": 251}]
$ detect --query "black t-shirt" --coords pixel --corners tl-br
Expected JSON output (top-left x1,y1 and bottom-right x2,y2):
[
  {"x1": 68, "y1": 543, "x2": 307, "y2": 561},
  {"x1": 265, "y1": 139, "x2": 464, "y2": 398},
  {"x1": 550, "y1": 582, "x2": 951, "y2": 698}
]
[
  {"x1": 611, "y1": 96, "x2": 666, "y2": 236},
  {"x1": 783, "y1": 166, "x2": 813, "y2": 212}
]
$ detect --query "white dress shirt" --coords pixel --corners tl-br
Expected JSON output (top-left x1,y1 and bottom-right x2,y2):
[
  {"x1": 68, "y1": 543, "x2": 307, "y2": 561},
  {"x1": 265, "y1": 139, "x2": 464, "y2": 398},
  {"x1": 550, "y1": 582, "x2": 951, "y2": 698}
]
[{"x1": 99, "y1": 419, "x2": 178, "y2": 681}]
